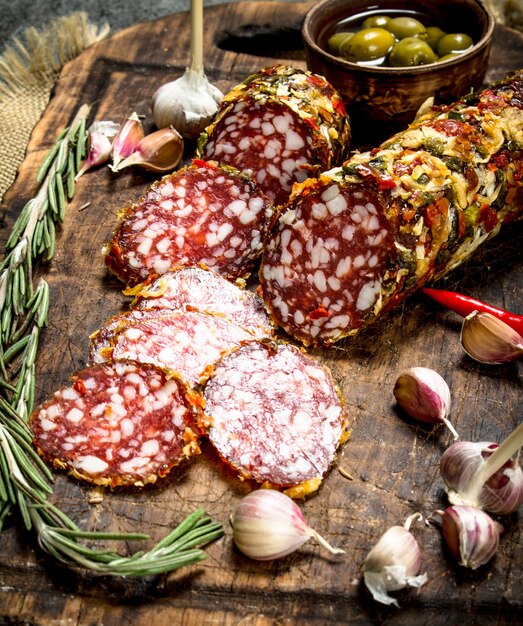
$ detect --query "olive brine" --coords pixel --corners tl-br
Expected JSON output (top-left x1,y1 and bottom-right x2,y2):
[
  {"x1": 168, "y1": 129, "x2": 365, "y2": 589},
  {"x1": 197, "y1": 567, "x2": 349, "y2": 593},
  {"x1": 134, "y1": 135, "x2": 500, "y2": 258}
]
[{"x1": 327, "y1": 14, "x2": 474, "y2": 67}]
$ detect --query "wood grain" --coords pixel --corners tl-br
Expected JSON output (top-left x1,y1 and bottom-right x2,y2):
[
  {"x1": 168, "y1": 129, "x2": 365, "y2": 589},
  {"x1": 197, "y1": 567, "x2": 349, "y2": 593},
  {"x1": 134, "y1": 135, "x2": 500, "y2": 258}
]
[{"x1": 0, "y1": 3, "x2": 521, "y2": 624}]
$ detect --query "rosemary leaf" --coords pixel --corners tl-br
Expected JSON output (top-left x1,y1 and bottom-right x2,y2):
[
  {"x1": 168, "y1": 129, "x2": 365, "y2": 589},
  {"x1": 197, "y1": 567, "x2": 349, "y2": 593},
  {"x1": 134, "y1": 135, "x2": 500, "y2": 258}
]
[
  {"x1": 35, "y1": 128, "x2": 68, "y2": 184},
  {"x1": 66, "y1": 152, "x2": 76, "y2": 200},
  {"x1": 47, "y1": 174, "x2": 59, "y2": 218},
  {"x1": 2, "y1": 335, "x2": 30, "y2": 364}
]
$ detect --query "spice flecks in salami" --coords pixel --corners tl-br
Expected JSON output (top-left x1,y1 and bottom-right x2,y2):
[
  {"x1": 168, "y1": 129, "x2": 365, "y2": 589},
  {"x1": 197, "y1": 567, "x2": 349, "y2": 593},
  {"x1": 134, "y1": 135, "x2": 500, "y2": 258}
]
[
  {"x1": 103, "y1": 161, "x2": 275, "y2": 287},
  {"x1": 203, "y1": 342, "x2": 349, "y2": 495},
  {"x1": 29, "y1": 361, "x2": 202, "y2": 488}
]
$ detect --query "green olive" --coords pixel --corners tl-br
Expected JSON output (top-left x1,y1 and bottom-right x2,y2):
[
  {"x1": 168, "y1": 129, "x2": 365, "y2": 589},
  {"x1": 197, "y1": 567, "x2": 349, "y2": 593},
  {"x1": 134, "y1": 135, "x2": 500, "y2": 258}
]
[
  {"x1": 342, "y1": 27, "x2": 396, "y2": 62},
  {"x1": 436, "y1": 33, "x2": 474, "y2": 56},
  {"x1": 327, "y1": 32, "x2": 354, "y2": 56},
  {"x1": 437, "y1": 52, "x2": 462, "y2": 62},
  {"x1": 388, "y1": 37, "x2": 438, "y2": 67},
  {"x1": 384, "y1": 16, "x2": 428, "y2": 41},
  {"x1": 362, "y1": 15, "x2": 391, "y2": 29},
  {"x1": 426, "y1": 26, "x2": 446, "y2": 51}
]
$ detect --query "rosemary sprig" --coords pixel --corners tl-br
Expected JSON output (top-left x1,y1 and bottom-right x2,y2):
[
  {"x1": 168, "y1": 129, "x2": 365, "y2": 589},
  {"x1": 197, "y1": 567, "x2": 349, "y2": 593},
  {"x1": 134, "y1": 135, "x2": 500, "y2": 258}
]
[{"x1": 0, "y1": 105, "x2": 224, "y2": 575}]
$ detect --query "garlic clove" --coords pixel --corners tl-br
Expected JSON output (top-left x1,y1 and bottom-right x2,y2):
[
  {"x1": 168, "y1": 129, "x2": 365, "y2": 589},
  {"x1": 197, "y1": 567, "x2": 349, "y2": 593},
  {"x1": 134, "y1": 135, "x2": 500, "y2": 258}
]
[
  {"x1": 112, "y1": 127, "x2": 184, "y2": 173},
  {"x1": 439, "y1": 505, "x2": 503, "y2": 569},
  {"x1": 460, "y1": 311, "x2": 523, "y2": 364},
  {"x1": 362, "y1": 513, "x2": 427, "y2": 608},
  {"x1": 393, "y1": 367, "x2": 458, "y2": 440},
  {"x1": 151, "y1": 68, "x2": 223, "y2": 139},
  {"x1": 441, "y1": 440, "x2": 523, "y2": 515},
  {"x1": 75, "y1": 120, "x2": 120, "y2": 180},
  {"x1": 110, "y1": 112, "x2": 145, "y2": 171},
  {"x1": 230, "y1": 489, "x2": 344, "y2": 561}
]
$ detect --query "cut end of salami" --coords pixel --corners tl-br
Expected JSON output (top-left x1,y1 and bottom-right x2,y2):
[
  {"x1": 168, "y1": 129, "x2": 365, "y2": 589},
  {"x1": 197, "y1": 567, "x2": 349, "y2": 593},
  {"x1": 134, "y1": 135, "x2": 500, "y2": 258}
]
[
  {"x1": 203, "y1": 341, "x2": 349, "y2": 495},
  {"x1": 198, "y1": 65, "x2": 351, "y2": 207},
  {"x1": 29, "y1": 361, "x2": 203, "y2": 488},
  {"x1": 103, "y1": 160, "x2": 276, "y2": 287},
  {"x1": 260, "y1": 179, "x2": 395, "y2": 345}
]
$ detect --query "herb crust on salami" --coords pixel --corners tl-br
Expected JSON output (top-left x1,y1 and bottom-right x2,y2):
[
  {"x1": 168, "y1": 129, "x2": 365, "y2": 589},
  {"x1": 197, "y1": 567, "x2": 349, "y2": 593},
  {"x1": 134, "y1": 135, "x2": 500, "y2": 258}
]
[{"x1": 260, "y1": 69, "x2": 523, "y2": 346}]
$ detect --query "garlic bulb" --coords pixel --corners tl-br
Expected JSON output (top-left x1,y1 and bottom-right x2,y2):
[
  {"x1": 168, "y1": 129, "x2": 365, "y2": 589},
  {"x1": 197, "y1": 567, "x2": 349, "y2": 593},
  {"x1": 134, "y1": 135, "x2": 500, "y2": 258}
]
[
  {"x1": 75, "y1": 120, "x2": 120, "y2": 180},
  {"x1": 151, "y1": 0, "x2": 223, "y2": 138},
  {"x1": 111, "y1": 127, "x2": 184, "y2": 173},
  {"x1": 110, "y1": 112, "x2": 144, "y2": 171},
  {"x1": 230, "y1": 489, "x2": 345, "y2": 561},
  {"x1": 460, "y1": 311, "x2": 523, "y2": 364},
  {"x1": 393, "y1": 367, "x2": 458, "y2": 440},
  {"x1": 439, "y1": 505, "x2": 503, "y2": 569},
  {"x1": 362, "y1": 513, "x2": 428, "y2": 608},
  {"x1": 440, "y1": 423, "x2": 523, "y2": 515}
]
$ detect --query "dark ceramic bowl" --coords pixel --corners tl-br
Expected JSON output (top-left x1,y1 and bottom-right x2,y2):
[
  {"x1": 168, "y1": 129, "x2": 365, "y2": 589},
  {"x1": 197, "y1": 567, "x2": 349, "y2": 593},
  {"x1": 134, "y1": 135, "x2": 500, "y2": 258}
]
[{"x1": 302, "y1": 0, "x2": 495, "y2": 146}]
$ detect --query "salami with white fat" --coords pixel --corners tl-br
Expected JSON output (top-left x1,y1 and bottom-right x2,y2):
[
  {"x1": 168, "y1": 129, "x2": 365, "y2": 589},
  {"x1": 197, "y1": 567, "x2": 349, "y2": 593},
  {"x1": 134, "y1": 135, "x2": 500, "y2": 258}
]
[
  {"x1": 104, "y1": 311, "x2": 255, "y2": 387},
  {"x1": 29, "y1": 361, "x2": 202, "y2": 488},
  {"x1": 129, "y1": 266, "x2": 274, "y2": 340},
  {"x1": 260, "y1": 70, "x2": 523, "y2": 346},
  {"x1": 202, "y1": 341, "x2": 349, "y2": 496},
  {"x1": 197, "y1": 65, "x2": 350, "y2": 207},
  {"x1": 103, "y1": 160, "x2": 275, "y2": 287}
]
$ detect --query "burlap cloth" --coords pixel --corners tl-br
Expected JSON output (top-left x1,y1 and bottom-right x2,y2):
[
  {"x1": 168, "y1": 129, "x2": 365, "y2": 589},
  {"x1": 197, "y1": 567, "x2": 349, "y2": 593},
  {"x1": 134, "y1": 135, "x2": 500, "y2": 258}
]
[
  {"x1": 0, "y1": 13, "x2": 109, "y2": 204},
  {"x1": 0, "y1": 2, "x2": 521, "y2": 206}
]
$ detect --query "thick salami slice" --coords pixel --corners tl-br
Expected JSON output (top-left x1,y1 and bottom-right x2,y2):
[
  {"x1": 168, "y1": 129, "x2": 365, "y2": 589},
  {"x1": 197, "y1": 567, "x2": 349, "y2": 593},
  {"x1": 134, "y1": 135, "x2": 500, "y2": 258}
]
[
  {"x1": 202, "y1": 341, "x2": 349, "y2": 496},
  {"x1": 29, "y1": 361, "x2": 202, "y2": 488},
  {"x1": 197, "y1": 65, "x2": 351, "y2": 206},
  {"x1": 106, "y1": 311, "x2": 255, "y2": 387},
  {"x1": 103, "y1": 160, "x2": 275, "y2": 287},
  {"x1": 128, "y1": 266, "x2": 274, "y2": 340},
  {"x1": 260, "y1": 70, "x2": 523, "y2": 346}
]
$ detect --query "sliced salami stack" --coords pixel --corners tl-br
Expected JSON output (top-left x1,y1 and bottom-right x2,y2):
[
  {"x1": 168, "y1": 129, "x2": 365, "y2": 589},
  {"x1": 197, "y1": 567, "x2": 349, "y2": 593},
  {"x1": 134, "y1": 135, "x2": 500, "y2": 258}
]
[
  {"x1": 197, "y1": 64, "x2": 351, "y2": 207},
  {"x1": 260, "y1": 69, "x2": 523, "y2": 346}
]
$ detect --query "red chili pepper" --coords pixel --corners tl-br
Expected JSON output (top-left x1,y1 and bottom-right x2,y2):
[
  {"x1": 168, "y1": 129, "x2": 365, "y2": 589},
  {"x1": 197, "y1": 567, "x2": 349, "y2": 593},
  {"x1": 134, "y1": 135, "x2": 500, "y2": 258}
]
[
  {"x1": 423, "y1": 287, "x2": 523, "y2": 336},
  {"x1": 308, "y1": 305, "x2": 330, "y2": 320}
]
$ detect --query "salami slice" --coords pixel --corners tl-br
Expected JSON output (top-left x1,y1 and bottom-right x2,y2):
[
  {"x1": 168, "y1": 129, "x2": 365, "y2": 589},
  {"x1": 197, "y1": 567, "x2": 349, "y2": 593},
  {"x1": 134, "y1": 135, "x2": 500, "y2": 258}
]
[
  {"x1": 106, "y1": 311, "x2": 255, "y2": 387},
  {"x1": 202, "y1": 341, "x2": 349, "y2": 496},
  {"x1": 103, "y1": 160, "x2": 275, "y2": 287},
  {"x1": 260, "y1": 70, "x2": 523, "y2": 346},
  {"x1": 88, "y1": 309, "x2": 166, "y2": 365},
  {"x1": 128, "y1": 266, "x2": 274, "y2": 340},
  {"x1": 29, "y1": 361, "x2": 202, "y2": 488},
  {"x1": 197, "y1": 65, "x2": 351, "y2": 206}
]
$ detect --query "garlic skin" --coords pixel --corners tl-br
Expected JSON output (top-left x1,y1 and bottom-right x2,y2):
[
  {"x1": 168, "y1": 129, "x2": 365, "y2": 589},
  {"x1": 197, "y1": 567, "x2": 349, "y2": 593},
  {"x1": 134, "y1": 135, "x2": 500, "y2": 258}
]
[
  {"x1": 362, "y1": 513, "x2": 427, "y2": 608},
  {"x1": 111, "y1": 127, "x2": 184, "y2": 174},
  {"x1": 110, "y1": 112, "x2": 144, "y2": 171},
  {"x1": 393, "y1": 367, "x2": 458, "y2": 440},
  {"x1": 230, "y1": 489, "x2": 345, "y2": 561},
  {"x1": 461, "y1": 311, "x2": 523, "y2": 364},
  {"x1": 152, "y1": 69, "x2": 223, "y2": 139},
  {"x1": 75, "y1": 120, "x2": 120, "y2": 180},
  {"x1": 440, "y1": 505, "x2": 503, "y2": 569},
  {"x1": 441, "y1": 440, "x2": 523, "y2": 515}
]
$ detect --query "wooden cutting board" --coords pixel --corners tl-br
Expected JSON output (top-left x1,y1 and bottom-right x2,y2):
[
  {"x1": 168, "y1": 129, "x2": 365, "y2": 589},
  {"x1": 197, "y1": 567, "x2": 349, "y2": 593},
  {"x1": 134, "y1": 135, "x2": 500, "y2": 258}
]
[{"x1": 0, "y1": 3, "x2": 521, "y2": 624}]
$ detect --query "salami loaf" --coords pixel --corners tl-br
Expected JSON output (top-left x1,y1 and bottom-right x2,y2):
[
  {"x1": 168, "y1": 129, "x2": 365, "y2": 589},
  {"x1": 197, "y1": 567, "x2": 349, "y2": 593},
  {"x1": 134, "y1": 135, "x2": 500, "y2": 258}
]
[
  {"x1": 260, "y1": 70, "x2": 523, "y2": 346},
  {"x1": 103, "y1": 160, "x2": 275, "y2": 287},
  {"x1": 29, "y1": 361, "x2": 202, "y2": 488},
  {"x1": 202, "y1": 341, "x2": 349, "y2": 497},
  {"x1": 197, "y1": 65, "x2": 351, "y2": 206}
]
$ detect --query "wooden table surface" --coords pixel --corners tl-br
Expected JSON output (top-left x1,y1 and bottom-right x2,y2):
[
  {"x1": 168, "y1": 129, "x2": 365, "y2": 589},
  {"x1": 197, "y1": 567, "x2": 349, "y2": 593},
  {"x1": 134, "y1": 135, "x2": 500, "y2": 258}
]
[{"x1": 0, "y1": 3, "x2": 521, "y2": 624}]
